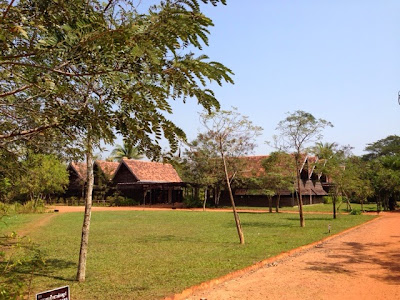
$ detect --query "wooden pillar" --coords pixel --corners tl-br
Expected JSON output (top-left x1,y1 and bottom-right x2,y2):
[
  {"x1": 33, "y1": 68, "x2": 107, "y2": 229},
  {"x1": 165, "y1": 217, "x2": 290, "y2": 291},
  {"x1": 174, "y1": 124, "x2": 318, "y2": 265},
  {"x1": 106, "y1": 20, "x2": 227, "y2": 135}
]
[
  {"x1": 168, "y1": 188, "x2": 172, "y2": 204},
  {"x1": 143, "y1": 189, "x2": 147, "y2": 206}
]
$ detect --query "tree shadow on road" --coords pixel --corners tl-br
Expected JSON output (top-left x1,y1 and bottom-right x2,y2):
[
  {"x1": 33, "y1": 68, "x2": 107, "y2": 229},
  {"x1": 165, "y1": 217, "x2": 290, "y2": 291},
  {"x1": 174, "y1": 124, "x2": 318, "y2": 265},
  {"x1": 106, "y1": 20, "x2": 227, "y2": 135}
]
[{"x1": 304, "y1": 240, "x2": 400, "y2": 285}]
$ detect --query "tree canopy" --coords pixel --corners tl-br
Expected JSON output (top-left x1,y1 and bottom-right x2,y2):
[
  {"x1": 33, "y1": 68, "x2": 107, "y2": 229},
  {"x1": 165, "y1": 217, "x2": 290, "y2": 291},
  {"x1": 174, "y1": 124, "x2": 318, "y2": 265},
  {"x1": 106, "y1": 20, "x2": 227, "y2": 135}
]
[{"x1": 1, "y1": 0, "x2": 233, "y2": 159}]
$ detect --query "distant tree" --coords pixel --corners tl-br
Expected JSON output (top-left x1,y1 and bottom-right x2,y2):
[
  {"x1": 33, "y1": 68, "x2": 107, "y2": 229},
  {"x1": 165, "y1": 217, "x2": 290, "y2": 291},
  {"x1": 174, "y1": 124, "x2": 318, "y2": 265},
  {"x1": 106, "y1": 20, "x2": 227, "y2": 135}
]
[
  {"x1": 199, "y1": 108, "x2": 263, "y2": 244},
  {"x1": 275, "y1": 110, "x2": 333, "y2": 227},
  {"x1": 262, "y1": 152, "x2": 295, "y2": 213},
  {"x1": 368, "y1": 156, "x2": 400, "y2": 211},
  {"x1": 363, "y1": 135, "x2": 400, "y2": 211},
  {"x1": 180, "y1": 137, "x2": 225, "y2": 209},
  {"x1": 110, "y1": 142, "x2": 144, "y2": 161},
  {"x1": 363, "y1": 135, "x2": 400, "y2": 160},
  {"x1": 15, "y1": 153, "x2": 69, "y2": 203}
]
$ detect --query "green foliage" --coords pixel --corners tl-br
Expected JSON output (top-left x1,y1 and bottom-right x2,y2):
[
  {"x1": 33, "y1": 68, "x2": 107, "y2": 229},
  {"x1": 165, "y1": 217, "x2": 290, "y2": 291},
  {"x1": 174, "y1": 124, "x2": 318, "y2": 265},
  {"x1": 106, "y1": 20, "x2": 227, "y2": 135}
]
[
  {"x1": 110, "y1": 142, "x2": 144, "y2": 161},
  {"x1": 0, "y1": 230, "x2": 45, "y2": 299},
  {"x1": 0, "y1": 200, "x2": 46, "y2": 214},
  {"x1": 363, "y1": 135, "x2": 400, "y2": 160},
  {"x1": 1, "y1": 0, "x2": 233, "y2": 160},
  {"x1": 261, "y1": 151, "x2": 295, "y2": 196},
  {"x1": 182, "y1": 194, "x2": 203, "y2": 208},
  {"x1": 106, "y1": 195, "x2": 138, "y2": 206},
  {"x1": 276, "y1": 111, "x2": 333, "y2": 153},
  {"x1": 12, "y1": 154, "x2": 69, "y2": 202},
  {"x1": 350, "y1": 209, "x2": 362, "y2": 215}
]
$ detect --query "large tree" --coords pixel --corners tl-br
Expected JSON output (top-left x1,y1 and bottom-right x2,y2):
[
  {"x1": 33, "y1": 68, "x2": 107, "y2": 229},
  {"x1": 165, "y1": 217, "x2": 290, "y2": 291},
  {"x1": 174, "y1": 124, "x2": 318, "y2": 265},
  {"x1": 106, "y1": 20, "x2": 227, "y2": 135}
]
[
  {"x1": 275, "y1": 110, "x2": 332, "y2": 227},
  {"x1": 1, "y1": 0, "x2": 233, "y2": 281},
  {"x1": 363, "y1": 135, "x2": 400, "y2": 210}
]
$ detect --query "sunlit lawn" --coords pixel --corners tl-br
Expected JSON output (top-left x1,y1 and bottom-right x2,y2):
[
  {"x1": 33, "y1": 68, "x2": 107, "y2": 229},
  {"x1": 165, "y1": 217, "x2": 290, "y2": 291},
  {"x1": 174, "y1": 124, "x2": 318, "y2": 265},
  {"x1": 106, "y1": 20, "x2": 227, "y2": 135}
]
[{"x1": 2, "y1": 210, "x2": 371, "y2": 299}]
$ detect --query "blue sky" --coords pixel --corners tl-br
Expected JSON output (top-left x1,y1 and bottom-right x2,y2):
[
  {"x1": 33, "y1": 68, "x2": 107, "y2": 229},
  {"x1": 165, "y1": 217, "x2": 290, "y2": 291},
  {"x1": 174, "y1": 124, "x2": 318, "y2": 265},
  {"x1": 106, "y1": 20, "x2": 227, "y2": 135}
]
[{"x1": 105, "y1": 1, "x2": 400, "y2": 158}]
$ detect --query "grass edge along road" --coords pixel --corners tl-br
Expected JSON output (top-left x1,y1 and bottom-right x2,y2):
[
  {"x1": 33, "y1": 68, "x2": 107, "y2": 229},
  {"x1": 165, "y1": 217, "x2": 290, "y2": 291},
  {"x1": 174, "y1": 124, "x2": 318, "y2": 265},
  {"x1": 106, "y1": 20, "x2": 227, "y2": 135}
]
[{"x1": 1, "y1": 210, "x2": 375, "y2": 299}]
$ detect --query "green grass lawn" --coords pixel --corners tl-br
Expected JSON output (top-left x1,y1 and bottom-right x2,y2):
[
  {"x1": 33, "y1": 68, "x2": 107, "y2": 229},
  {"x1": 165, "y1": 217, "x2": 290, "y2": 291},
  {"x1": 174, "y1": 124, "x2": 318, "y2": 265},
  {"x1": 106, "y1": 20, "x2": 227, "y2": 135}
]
[
  {"x1": 4, "y1": 210, "x2": 372, "y2": 299},
  {"x1": 0, "y1": 213, "x2": 45, "y2": 234}
]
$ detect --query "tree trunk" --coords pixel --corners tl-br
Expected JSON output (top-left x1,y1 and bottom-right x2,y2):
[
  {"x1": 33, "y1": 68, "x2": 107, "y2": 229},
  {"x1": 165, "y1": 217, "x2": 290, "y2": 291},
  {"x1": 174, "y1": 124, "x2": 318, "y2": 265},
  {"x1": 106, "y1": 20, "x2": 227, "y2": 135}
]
[
  {"x1": 296, "y1": 158, "x2": 305, "y2": 227},
  {"x1": 268, "y1": 196, "x2": 272, "y2": 213},
  {"x1": 361, "y1": 198, "x2": 364, "y2": 212},
  {"x1": 221, "y1": 150, "x2": 244, "y2": 244},
  {"x1": 203, "y1": 187, "x2": 207, "y2": 211},
  {"x1": 332, "y1": 192, "x2": 337, "y2": 219},
  {"x1": 276, "y1": 194, "x2": 280, "y2": 213},
  {"x1": 342, "y1": 191, "x2": 352, "y2": 211},
  {"x1": 76, "y1": 140, "x2": 94, "y2": 282}
]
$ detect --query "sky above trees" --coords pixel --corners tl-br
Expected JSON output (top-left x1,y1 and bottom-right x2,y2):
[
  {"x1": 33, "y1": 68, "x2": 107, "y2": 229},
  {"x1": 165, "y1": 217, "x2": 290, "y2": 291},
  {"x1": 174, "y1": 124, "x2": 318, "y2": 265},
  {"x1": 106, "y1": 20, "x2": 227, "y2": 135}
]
[{"x1": 107, "y1": 0, "x2": 400, "y2": 157}]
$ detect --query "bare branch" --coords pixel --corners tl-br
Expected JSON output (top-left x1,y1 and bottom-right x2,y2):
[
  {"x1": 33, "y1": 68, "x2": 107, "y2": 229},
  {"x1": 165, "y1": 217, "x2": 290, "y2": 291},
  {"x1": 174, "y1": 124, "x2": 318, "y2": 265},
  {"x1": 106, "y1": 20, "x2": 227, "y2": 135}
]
[{"x1": 0, "y1": 84, "x2": 33, "y2": 98}]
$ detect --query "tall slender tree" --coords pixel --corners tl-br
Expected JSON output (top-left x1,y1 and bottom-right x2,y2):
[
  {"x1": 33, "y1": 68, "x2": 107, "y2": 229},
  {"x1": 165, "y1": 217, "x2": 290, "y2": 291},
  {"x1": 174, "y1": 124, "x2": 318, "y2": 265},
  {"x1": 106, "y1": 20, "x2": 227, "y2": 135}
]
[
  {"x1": 275, "y1": 111, "x2": 332, "y2": 227},
  {"x1": 199, "y1": 108, "x2": 263, "y2": 244}
]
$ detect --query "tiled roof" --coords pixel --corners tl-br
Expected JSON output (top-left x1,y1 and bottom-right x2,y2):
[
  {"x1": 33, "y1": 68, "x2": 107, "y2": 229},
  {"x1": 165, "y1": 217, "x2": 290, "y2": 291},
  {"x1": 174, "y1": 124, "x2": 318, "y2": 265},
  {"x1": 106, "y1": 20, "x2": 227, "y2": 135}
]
[
  {"x1": 70, "y1": 162, "x2": 87, "y2": 180},
  {"x1": 239, "y1": 155, "x2": 269, "y2": 178},
  {"x1": 95, "y1": 161, "x2": 119, "y2": 178},
  {"x1": 239, "y1": 154, "x2": 318, "y2": 179},
  {"x1": 122, "y1": 159, "x2": 182, "y2": 183}
]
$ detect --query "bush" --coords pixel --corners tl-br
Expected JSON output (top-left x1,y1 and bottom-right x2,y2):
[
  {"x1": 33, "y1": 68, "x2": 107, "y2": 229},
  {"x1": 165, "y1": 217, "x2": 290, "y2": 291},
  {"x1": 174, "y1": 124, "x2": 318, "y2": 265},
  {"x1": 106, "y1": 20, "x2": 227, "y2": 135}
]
[
  {"x1": 0, "y1": 200, "x2": 46, "y2": 214},
  {"x1": 350, "y1": 209, "x2": 362, "y2": 215},
  {"x1": 183, "y1": 195, "x2": 202, "y2": 208},
  {"x1": 106, "y1": 195, "x2": 139, "y2": 206}
]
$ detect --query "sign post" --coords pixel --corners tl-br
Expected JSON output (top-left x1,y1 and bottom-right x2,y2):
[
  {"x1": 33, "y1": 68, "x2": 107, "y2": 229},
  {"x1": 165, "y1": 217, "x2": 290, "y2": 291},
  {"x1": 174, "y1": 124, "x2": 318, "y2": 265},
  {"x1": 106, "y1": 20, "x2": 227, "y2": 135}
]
[{"x1": 36, "y1": 286, "x2": 70, "y2": 300}]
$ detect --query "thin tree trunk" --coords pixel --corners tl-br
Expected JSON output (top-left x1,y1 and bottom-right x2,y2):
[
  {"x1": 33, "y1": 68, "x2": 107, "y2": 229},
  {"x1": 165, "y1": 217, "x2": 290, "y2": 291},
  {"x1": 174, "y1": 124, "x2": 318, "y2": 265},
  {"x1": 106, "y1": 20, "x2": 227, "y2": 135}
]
[
  {"x1": 342, "y1": 191, "x2": 352, "y2": 211},
  {"x1": 296, "y1": 157, "x2": 305, "y2": 227},
  {"x1": 221, "y1": 149, "x2": 244, "y2": 244},
  {"x1": 268, "y1": 196, "x2": 272, "y2": 213},
  {"x1": 361, "y1": 198, "x2": 364, "y2": 212},
  {"x1": 203, "y1": 187, "x2": 207, "y2": 211},
  {"x1": 76, "y1": 139, "x2": 94, "y2": 282},
  {"x1": 332, "y1": 191, "x2": 337, "y2": 219},
  {"x1": 276, "y1": 193, "x2": 280, "y2": 213}
]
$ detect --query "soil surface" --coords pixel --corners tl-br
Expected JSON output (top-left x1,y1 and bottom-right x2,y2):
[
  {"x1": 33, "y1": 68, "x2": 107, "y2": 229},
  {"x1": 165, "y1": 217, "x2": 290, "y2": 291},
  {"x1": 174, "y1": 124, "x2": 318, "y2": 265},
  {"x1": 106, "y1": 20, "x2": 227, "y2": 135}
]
[{"x1": 187, "y1": 212, "x2": 400, "y2": 300}]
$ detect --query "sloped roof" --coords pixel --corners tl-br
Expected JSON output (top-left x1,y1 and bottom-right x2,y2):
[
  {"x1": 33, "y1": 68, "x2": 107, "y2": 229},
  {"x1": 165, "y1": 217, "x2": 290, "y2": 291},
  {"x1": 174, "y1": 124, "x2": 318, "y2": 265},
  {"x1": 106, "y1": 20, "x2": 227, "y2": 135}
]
[
  {"x1": 239, "y1": 155, "x2": 269, "y2": 178},
  {"x1": 95, "y1": 161, "x2": 119, "y2": 178},
  {"x1": 70, "y1": 162, "x2": 87, "y2": 181},
  {"x1": 239, "y1": 154, "x2": 318, "y2": 179},
  {"x1": 121, "y1": 159, "x2": 182, "y2": 183}
]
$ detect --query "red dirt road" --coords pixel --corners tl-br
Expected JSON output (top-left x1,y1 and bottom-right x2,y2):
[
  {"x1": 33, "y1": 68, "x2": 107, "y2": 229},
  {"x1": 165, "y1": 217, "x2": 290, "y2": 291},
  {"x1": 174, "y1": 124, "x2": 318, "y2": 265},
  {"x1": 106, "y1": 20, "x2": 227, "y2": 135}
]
[{"x1": 187, "y1": 213, "x2": 400, "y2": 300}]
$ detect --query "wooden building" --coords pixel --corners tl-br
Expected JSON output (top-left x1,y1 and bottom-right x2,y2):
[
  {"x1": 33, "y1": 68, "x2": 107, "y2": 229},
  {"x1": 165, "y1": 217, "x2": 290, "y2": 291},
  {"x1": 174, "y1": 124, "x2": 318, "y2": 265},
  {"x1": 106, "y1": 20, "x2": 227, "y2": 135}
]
[
  {"x1": 218, "y1": 155, "x2": 328, "y2": 207},
  {"x1": 65, "y1": 160, "x2": 119, "y2": 199},
  {"x1": 112, "y1": 159, "x2": 184, "y2": 205},
  {"x1": 65, "y1": 162, "x2": 87, "y2": 198}
]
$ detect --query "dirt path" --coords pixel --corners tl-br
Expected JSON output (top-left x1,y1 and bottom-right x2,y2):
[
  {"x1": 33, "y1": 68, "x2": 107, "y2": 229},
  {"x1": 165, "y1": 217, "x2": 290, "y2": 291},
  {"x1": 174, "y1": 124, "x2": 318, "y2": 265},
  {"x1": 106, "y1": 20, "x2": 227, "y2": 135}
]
[
  {"x1": 186, "y1": 212, "x2": 400, "y2": 300},
  {"x1": 17, "y1": 213, "x2": 58, "y2": 237}
]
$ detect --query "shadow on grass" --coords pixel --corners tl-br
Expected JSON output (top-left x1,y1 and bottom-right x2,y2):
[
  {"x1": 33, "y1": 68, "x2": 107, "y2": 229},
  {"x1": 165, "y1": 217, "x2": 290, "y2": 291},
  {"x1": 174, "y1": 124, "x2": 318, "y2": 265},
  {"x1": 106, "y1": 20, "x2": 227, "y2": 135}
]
[
  {"x1": 285, "y1": 217, "x2": 331, "y2": 221},
  {"x1": 135, "y1": 234, "x2": 201, "y2": 243},
  {"x1": 1, "y1": 235, "x2": 76, "y2": 297},
  {"x1": 240, "y1": 221, "x2": 296, "y2": 228}
]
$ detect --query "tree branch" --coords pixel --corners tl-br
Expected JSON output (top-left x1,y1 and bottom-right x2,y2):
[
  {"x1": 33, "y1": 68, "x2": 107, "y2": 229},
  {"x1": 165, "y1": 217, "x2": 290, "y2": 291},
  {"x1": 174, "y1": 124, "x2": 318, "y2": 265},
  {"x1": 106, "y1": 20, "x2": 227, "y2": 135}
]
[
  {"x1": 0, "y1": 61, "x2": 113, "y2": 77},
  {"x1": 0, "y1": 84, "x2": 33, "y2": 98},
  {"x1": 0, "y1": 123, "x2": 59, "y2": 140},
  {"x1": 2, "y1": 0, "x2": 15, "y2": 20}
]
